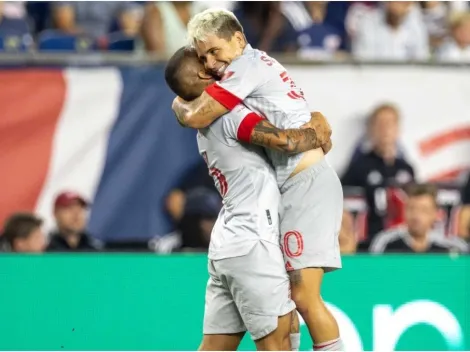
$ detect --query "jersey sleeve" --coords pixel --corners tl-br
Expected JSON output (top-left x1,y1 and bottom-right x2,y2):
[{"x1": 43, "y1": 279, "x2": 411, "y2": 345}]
[
  {"x1": 223, "y1": 104, "x2": 264, "y2": 143},
  {"x1": 205, "y1": 55, "x2": 267, "y2": 110}
]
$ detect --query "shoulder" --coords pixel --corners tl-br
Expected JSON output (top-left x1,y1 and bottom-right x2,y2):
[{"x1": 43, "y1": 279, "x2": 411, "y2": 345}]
[
  {"x1": 431, "y1": 235, "x2": 469, "y2": 253},
  {"x1": 370, "y1": 227, "x2": 407, "y2": 253},
  {"x1": 231, "y1": 49, "x2": 258, "y2": 69}
]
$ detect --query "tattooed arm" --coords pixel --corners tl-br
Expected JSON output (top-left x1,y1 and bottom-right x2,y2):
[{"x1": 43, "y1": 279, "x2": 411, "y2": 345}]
[
  {"x1": 249, "y1": 120, "x2": 322, "y2": 155},
  {"x1": 172, "y1": 92, "x2": 228, "y2": 129}
]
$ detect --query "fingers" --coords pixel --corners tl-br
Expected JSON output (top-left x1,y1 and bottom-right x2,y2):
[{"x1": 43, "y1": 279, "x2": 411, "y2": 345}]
[{"x1": 321, "y1": 139, "x2": 333, "y2": 154}]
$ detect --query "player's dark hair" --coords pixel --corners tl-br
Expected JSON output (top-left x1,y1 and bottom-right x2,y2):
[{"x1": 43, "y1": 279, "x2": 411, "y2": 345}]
[
  {"x1": 164, "y1": 46, "x2": 200, "y2": 101},
  {"x1": 405, "y1": 183, "x2": 438, "y2": 206},
  {"x1": 2, "y1": 213, "x2": 42, "y2": 246}
]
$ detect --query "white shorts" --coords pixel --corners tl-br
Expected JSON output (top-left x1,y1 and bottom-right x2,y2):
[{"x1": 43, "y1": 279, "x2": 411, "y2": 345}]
[
  {"x1": 203, "y1": 241, "x2": 296, "y2": 340},
  {"x1": 280, "y1": 158, "x2": 343, "y2": 272}
]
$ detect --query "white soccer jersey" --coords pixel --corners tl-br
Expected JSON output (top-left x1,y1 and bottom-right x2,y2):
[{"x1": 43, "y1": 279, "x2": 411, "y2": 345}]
[
  {"x1": 197, "y1": 104, "x2": 281, "y2": 260},
  {"x1": 205, "y1": 44, "x2": 312, "y2": 187}
]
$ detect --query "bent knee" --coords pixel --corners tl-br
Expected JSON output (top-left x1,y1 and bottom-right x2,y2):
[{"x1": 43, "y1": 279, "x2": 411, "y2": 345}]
[{"x1": 291, "y1": 286, "x2": 323, "y2": 314}]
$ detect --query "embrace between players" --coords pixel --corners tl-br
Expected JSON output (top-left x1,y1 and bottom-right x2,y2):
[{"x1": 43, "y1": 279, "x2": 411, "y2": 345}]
[{"x1": 165, "y1": 8, "x2": 344, "y2": 352}]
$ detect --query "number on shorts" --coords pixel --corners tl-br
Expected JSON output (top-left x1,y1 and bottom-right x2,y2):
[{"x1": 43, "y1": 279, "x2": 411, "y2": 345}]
[{"x1": 284, "y1": 231, "x2": 304, "y2": 258}]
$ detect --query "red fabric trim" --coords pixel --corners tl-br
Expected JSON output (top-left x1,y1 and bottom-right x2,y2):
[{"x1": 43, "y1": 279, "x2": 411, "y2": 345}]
[
  {"x1": 205, "y1": 83, "x2": 242, "y2": 110},
  {"x1": 237, "y1": 112, "x2": 264, "y2": 143}
]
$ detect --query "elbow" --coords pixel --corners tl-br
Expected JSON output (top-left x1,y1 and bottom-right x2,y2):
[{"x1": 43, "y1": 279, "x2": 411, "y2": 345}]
[{"x1": 184, "y1": 112, "x2": 211, "y2": 129}]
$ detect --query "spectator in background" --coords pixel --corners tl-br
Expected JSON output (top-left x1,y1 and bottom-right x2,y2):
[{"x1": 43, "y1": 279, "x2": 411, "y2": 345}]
[
  {"x1": 342, "y1": 103, "x2": 415, "y2": 243},
  {"x1": 51, "y1": 2, "x2": 141, "y2": 39},
  {"x1": 352, "y1": 1, "x2": 430, "y2": 61},
  {"x1": 233, "y1": 2, "x2": 298, "y2": 53},
  {"x1": 458, "y1": 173, "x2": 470, "y2": 242},
  {"x1": 1, "y1": 213, "x2": 46, "y2": 253},
  {"x1": 165, "y1": 161, "x2": 217, "y2": 223},
  {"x1": 338, "y1": 210, "x2": 370, "y2": 254},
  {"x1": 0, "y1": 1, "x2": 32, "y2": 50},
  {"x1": 436, "y1": 11, "x2": 470, "y2": 62},
  {"x1": 150, "y1": 187, "x2": 221, "y2": 253},
  {"x1": 47, "y1": 191, "x2": 101, "y2": 252},
  {"x1": 282, "y1": 1, "x2": 347, "y2": 59},
  {"x1": 420, "y1": 1, "x2": 450, "y2": 50},
  {"x1": 141, "y1": 1, "x2": 198, "y2": 56},
  {"x1": 370, "y1": 183, "x2": 468, "y2": 253}
]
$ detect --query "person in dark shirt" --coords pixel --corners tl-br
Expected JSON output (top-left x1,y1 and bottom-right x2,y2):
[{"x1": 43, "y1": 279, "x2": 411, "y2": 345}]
[
  {"x1": 282, "y1": 1, "x2": 346, "y2": 59},
  {"x1": 150, "y1": 187, "x2": 221, "y2": 253},
  {"x1": 342, "y1": 103, "x2": 415, "y2": 242},
  {"x1": 233, "y1": 1, "x2": 298, "y2": 53},
  {"x1": 0, "y1": 1, "x2": 32, "y2": 51},
  {"x1": 165, "y1": 161, "x2": 216, "y2": 223},
  {"x1": 370, "y1": 183, "x2": 468, "y2": 254},
  {"x1": 48, "y1": 191, "x2": 101, "y2": 252}
]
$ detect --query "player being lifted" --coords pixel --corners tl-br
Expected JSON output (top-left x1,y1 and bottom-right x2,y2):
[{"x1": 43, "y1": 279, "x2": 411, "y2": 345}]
[
  {"x1": 166, "y1": 47, "x2": 331, "y2": 351},
  {"x1": 172, "y1": 9, "x2": 344, "y2": 351}
]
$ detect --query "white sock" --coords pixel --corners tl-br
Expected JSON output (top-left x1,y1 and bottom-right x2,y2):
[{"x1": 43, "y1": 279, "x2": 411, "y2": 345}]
[
  {"x1": 314, "y1": 338, "x2": 343, "y2": 351},
  {"x1": 290, "y1": 332, "x2": 300, "y2": 351}
]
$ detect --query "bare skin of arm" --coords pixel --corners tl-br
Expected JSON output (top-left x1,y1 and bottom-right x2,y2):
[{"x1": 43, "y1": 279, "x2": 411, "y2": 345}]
[
  {"x1": 249, "y1": 119, "x2": 321, "y2": 155},
  {"x1": 140, "y1": 4, "x2": 165, "y2": 53},
  {"x1": 458, "y1": 205, "x2": 470, "y2": 240},
  {"x1": 248, "y1": 111, "x2": 333, "y2": 155},
  {"x1": 172, "y1": 93, "x2": 228, "y2": 129}
]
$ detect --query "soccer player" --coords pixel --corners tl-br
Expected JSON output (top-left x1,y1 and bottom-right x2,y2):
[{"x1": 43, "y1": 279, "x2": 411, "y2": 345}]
[
  {"x1": 165, "y1": 47, "x2": 329, "y2": 351},
  {"x1": 172, "y1": 9, "x2": 344, "y2": 351}
]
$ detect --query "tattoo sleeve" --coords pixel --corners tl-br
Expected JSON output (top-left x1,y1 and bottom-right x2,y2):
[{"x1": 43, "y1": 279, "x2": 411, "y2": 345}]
[{"x1": 250, "y1": 120, "x2": 320, "y2": 155}]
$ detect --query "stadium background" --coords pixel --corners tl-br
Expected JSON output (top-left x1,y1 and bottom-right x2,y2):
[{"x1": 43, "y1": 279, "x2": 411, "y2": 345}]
[{"x1": 0, "y1": 1, "x2": 469, "y2": 351}]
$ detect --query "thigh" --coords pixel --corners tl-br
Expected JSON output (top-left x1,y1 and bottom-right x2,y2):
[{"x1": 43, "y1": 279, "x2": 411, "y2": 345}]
[
  {"x1": 199, "y1": 332, "x2": 245, "y2": 351},
  {"x1": 288, "y1": 267, "x2": 324, "y2": 303},
  {"x1": 215, "y1": 242, "x2": 296, "y2": 341},
  {"x1": 281, "y1": 166, "x2": 343, "y2": 272},
  {"x1": 254, "y1": 311, "x2": 292, "y2": 351},
  {"x1": 203, "y1": 260, "x2": 246, "y2": 337}
]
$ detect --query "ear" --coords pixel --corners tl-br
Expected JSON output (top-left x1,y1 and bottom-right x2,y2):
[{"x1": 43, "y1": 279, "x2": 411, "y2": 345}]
[
  {"x1": 197, "y1": 70, "x2": 213, "y2": 80},
  {"x1": 234, "y1": 31, "x2": 245, "y2": 46}
]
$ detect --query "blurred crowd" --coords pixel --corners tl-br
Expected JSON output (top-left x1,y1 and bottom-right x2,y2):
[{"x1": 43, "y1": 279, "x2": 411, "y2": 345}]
[
  {"x1": 0, "y1": 1, "x2": 470, "y2": 62},
  {"x1": 1, "y1": 101, "x2": 469, "y2": 256}
]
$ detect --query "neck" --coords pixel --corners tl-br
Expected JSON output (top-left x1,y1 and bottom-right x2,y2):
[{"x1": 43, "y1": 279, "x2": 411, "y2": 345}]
[
  {"x1": 409, "y1": 231, "x2": 429, "y2": 252},
  {"x1": 385, "y1": 13, "x2": 402, "y2": 30},
  {"x1": 66, "y1": 234, "x2": 81, "y2": 248},
  {"x1": 374, "y1": 146, "x2": 397, "y2": 165}
]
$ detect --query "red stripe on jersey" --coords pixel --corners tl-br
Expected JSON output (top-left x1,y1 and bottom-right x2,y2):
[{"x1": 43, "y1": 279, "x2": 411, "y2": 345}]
[
  {"x1": 237, "y1": 112, "x2": 264, "y2": 143},
  {"x1": 205, "y1": 83, "x2": 242, "y2": 110}
]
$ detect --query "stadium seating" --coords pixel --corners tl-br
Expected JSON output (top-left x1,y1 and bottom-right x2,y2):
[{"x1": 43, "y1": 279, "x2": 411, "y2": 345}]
[
  {"x1": 37, "y1": 30, "x2": 96, "y2": 52},
  {"x1": 107, "y1": 32, "x2": 135, "y2": 52},
  {"x1": 0, "y1": 33, "x2": 31, "y2": 52},
  {"x1": 0, "y1": 18, "x2": 32, "y2": 52}
]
